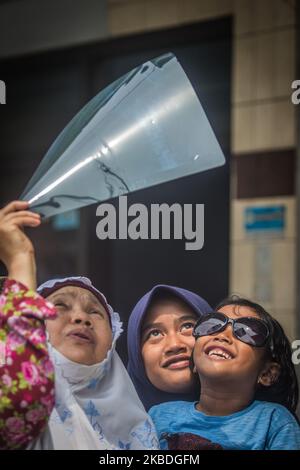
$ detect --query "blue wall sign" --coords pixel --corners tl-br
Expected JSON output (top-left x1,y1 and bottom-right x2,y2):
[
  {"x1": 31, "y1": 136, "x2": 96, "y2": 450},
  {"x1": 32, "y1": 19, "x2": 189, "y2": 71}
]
[{"x1": 244, "y1": 205, "x2": 285, "y2": 233}]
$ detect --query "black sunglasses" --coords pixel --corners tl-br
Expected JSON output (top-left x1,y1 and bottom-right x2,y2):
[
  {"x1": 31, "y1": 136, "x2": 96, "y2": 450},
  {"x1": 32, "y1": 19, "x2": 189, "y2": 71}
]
[{"x1": 193, "y1": 312, "x2": 270, "y2": 347}]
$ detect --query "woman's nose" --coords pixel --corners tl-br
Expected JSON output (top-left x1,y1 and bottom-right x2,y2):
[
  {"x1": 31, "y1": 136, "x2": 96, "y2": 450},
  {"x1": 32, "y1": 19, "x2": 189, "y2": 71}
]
[
  {"x1": 70, "y1": 309, "x2": 92, "y2": 328},
  {"x1": 164, "y1": 332, "x2": 188, "y2": 355}
]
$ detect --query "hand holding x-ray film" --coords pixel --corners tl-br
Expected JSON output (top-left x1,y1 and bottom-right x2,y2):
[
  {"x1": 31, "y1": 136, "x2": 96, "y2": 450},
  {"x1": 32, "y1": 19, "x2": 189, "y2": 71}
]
[{"x1": 21, "y1": 53, "x2": 225, "y2": 219}]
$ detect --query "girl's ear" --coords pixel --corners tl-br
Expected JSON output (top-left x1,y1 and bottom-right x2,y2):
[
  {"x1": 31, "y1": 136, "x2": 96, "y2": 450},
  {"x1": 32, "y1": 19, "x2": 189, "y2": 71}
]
[{"x1": 258, "y1": 362, "x2": 281, "y2": 387}]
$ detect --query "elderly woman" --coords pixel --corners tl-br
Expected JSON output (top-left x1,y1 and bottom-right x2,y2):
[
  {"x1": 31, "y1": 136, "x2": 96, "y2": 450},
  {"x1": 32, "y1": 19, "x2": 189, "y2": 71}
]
[
  {"x1": 127, "y1": 285, "x2": 212, "y2": 410},
  {"x1": 35, "y1": 276, "x2": 158, "y2": 450}
]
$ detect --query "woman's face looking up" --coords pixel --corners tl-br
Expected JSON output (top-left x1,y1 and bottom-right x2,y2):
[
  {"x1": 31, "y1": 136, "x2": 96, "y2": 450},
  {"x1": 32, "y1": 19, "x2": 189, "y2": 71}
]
[
  {"x1": 141, "y1": 297, "x2": 198, "y2": 393},
  {"x1": 46, "y1": 286, "x2": 112, "y2": 365}
]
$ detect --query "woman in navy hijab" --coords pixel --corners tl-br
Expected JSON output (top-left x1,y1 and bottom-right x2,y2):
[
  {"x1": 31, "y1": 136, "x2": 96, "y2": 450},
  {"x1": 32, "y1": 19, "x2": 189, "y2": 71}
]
[{"x1": 127, "y1": 285, "x2": 211, "y2": 410}]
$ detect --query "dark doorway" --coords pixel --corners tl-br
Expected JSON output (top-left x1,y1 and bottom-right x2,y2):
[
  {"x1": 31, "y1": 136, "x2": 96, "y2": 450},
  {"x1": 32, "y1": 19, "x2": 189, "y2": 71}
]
[
  {"x1": 0, "y1": 17, "x2": 232, "y2": 363},
  {"x1": 86, "y1": 19, "x2": 232, "y2": 361}
]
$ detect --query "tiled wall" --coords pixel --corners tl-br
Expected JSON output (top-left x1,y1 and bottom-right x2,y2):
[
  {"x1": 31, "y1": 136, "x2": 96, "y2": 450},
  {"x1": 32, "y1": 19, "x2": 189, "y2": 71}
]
[
  {"x1": 232, "y1": 0, "x2": 295, "y2": 153},
  {"x1": 107, "y1": 0, "x2": 233, "y2": 36},
  {"x1": 230, "y1": 196, "x2": 296, "y2": 340},
  {"x1": 107, "y1": 0, "x2": 298, "y2": 341},
  {"x1": 231, "y1": 0, "x2": 297, "y2": 341}
]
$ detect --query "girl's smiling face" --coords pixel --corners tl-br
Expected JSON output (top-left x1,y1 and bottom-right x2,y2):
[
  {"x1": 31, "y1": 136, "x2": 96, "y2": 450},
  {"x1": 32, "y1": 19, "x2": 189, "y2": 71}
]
[
  {"x1": 141, "y1": 298, "x2": 198, "y2": 393},
  {"x1": 193, "y1": 304, "x2": 269, "y2": 387}
]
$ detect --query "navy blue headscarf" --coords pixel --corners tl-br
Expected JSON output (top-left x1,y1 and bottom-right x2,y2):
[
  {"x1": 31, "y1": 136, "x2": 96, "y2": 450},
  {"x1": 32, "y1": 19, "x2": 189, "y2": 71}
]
[{"x1": 127, "y1": 285, "x2": 212, "y2": 410}]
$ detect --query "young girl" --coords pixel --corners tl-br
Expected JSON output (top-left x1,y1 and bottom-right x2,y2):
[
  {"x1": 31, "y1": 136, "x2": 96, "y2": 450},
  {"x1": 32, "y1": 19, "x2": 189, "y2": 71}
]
[
  {"x1": 149, "y1": 297, "x2": 300, "y2": 450},
  {"x1": 127, "y1": 285, "x2": 212, "y2": 410}
]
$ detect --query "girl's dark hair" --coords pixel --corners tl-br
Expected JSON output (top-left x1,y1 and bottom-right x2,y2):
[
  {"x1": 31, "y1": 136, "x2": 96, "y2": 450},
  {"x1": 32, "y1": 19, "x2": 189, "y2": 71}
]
[{"x1": 216, "y1": 296, "x2": 299, "y2": 414}]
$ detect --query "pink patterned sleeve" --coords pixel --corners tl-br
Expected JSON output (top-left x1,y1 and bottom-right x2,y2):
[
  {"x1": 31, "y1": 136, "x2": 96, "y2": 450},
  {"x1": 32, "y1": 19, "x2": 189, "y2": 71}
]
[{"x1": 0, "y1": 278, "x2": 56, "y2": 449}]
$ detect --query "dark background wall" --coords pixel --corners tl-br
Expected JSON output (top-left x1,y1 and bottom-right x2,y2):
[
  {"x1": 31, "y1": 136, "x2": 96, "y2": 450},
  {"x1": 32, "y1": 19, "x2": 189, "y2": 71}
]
[{"x1": 0, "y1": 17, "x2": 231, "y2": 362}]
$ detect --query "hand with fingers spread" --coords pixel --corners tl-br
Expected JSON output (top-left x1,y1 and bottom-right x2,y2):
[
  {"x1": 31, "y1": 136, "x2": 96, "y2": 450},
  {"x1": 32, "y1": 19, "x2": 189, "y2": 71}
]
[{"x1": 0, "y1": 200, "x2": 41, "y2": 290}]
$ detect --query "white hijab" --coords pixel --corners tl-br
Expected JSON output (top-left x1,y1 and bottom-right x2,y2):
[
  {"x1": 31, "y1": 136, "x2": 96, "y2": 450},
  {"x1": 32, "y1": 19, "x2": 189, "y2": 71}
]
[{"x1": 32, "y1": 277, "x2": 158, "y2": 450}]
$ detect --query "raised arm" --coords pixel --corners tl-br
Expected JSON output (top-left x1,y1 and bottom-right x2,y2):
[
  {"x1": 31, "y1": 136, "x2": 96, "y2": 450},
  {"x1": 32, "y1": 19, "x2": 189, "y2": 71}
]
[{"x1": 0, "y1": 201, "x2": 56, "y2": 449}]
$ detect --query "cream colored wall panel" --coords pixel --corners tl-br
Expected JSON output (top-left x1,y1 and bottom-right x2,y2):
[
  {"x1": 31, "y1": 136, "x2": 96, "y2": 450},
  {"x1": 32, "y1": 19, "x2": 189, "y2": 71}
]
[
  {"x1": 234, "y1": 0, "x2": 295, "y2": 36},
  {"x1": 233, "y1": 99, "x2": 294, "y2": 154},
  {"x1": 234, "y1": 28, "x2": 295, "y2": 104},
  {"x1": 231, "y1": 198, "x2": 244, "y2": 242},
  {"x1": 284, "y1": 197, "x2": 296, "y2": 240},
  {"x1": 108, "y1": 0, "x2": 147, "y2": 36},
  {"x1": 274, "y1": 28, "x2": 295, "y2": 98},
  {"x1": 230, "y1": 241, "x2": 296, "y2": 327},
  {"x1": 108, "y1": 0, "x2": 234, "y2": 36},
  {"x1": 274, "y1": 0, "x2": 295, "y2": 29},
  {"x1": 272, "y1": 241, "x2": 296, "y2": 310},
  {"x1": 230, "y1": 242, "x2": 256, "y2": 299},
  {"x1": 234, "y1": 0, "x2": 257, "y2": 35},
  {"x1": 256, "y1": 28, "x2": 295, "y2": 100},
  {"x1": 254, "y1": 100, "x2": 295, "y2": 151},
  {"x1": 256, "y1": 0, "x2": 278, "y2": 33},
  {"x1": 181, "y1": 0, "x2": 233, "y2": 24},
  {"x1": 253, "y1": 101, "x2": 273, "y2": 150},
  {"x1": 256, "y1": 32, "x2": 275, "y2": 100},
  {"x1": 233, "y1": 36, "x2": 257, "y2": 103},
  {"x1": 271, "y1": 309, "x2": 297, "y2": 341},
  {"x1": 267, "y1": 99, "x2": 295, "y2": 149},
  {"x1": 146, "y1": 0, "x2": 180, "y2": 30},
  {"x1": 233, "y1": 96, "x2": 294, "y2": 155},
  {"x1": 232, "y1": 104, "x2": 255, "y2": 153}
]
